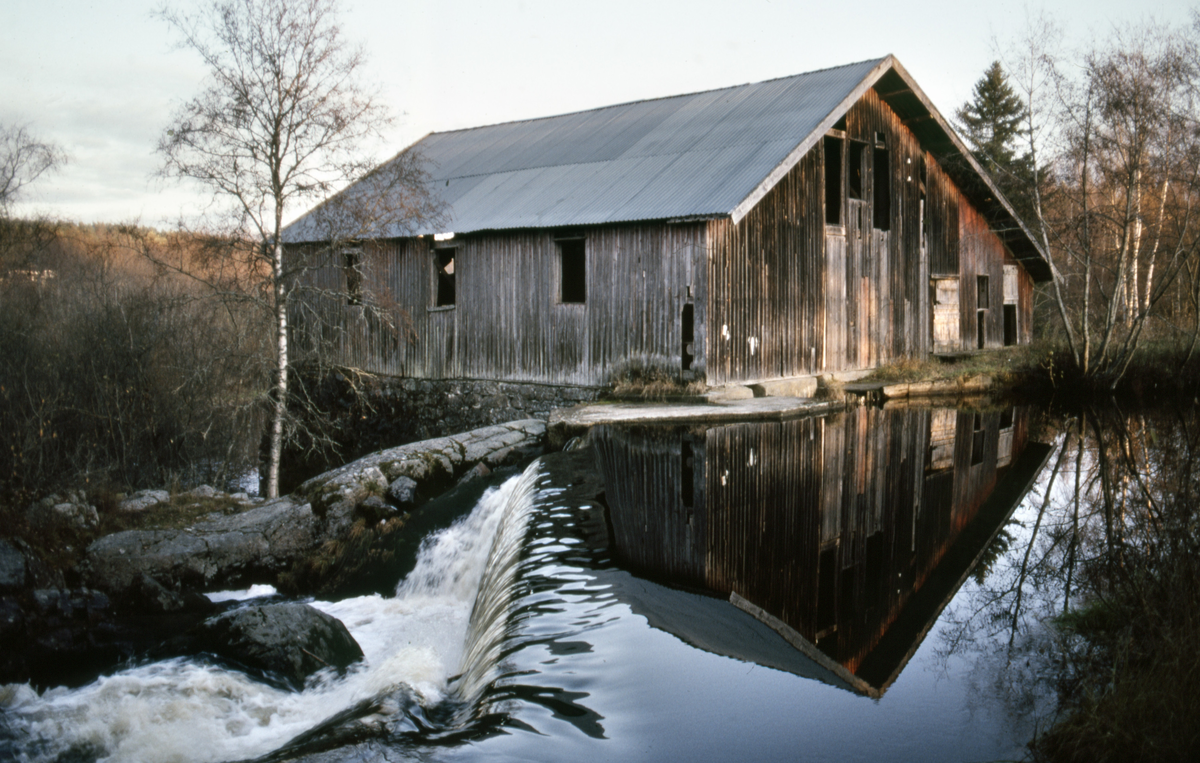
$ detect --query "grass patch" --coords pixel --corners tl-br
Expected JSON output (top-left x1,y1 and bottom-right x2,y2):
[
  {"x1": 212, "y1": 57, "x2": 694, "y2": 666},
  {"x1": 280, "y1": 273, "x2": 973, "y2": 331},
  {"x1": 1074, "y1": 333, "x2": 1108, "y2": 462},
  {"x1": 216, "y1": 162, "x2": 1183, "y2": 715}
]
[
  {"x1": 862, "y1": 345, "x2": 1048, "y2": 386},
  {"x1": 609, "y1": 361, "x2": 707, "y2": 399}
]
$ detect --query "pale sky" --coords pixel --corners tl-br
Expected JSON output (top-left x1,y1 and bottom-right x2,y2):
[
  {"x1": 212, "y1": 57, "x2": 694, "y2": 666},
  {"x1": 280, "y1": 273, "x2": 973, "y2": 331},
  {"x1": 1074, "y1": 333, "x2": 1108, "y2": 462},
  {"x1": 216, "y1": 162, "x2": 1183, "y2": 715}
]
[{"x1": 1, "y1": 0, "x2": 1195, "y2": 226}]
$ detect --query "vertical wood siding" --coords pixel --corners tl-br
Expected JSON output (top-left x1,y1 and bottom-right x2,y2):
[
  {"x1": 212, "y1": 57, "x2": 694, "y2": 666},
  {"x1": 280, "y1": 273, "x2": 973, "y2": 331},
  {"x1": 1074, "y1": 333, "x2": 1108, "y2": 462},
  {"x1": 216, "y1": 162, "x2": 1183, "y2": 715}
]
[
  {"x1": 591, "y1": 406, "x2": 1034, "y2": 684},
  {"x1": 290, "y1": 224, "x2": 706, "y2": 384},
  {"x1": 707, "y1": 149, "x2": 827, "y2": 385},
  {"x1": 705, "y1": 87, "x2": 1037, "y2": 382}
]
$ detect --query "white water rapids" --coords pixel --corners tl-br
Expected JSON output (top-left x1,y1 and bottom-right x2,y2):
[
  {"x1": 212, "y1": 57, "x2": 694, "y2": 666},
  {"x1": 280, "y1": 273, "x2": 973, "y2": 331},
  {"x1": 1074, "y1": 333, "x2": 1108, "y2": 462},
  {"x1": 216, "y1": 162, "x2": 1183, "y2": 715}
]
[{"x1": 1, "y1": 464, "x2": 543, "y2": 763}]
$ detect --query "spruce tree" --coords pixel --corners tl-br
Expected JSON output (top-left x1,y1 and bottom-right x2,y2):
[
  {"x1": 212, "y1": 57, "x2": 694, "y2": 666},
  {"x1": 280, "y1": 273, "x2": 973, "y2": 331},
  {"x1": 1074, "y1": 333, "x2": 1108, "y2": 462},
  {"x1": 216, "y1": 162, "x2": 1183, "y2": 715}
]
[{"x1": 956, "y1": 61, "x2": 1035, "y2": 221}]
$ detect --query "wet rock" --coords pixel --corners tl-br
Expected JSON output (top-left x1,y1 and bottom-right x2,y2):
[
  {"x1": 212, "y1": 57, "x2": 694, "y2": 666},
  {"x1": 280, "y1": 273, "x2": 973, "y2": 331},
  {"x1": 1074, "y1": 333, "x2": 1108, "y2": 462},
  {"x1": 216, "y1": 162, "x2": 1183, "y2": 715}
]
[
  {"x1": 457, "y1": 461, "x2": 492, "y2": 485},
  {"x1": 32, "y1": 588, "x2": 109, "y2": 620},
  {"x1": 126, "y1": 573, "x2": 216, "y2": 615},
  {"x1": 119, "y1": 489, "x2": 170, "y2": 513},
  {"x1": 387, "y1": 475, "x2": 418, "y2": 505},
  {"x1": 192, "y1": 602, "x2": 363, "y2": 688},
  {"x1": 82, "y1": 496, "x2": 321, "y2": 596},
  {"x1": 355, "y1": 495, "x2": 399, "y2": 524},
  {"x1": 0, "y1": 598, "x2": 24, "y2": 641},
  {"x1": 0, "y1": 540, "x2": 26, "y2": 591}
]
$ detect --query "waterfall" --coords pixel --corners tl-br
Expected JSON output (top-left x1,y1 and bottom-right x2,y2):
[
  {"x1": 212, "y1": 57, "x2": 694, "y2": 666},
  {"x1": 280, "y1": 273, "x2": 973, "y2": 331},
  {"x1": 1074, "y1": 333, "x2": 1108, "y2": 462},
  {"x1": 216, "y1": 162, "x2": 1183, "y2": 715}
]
[
  {"x1": 1, "y1": 461, "x2": 545, "y2": 763},
  {"x1": 451, "y1": 462, "x2": 543, "y2": 711}
]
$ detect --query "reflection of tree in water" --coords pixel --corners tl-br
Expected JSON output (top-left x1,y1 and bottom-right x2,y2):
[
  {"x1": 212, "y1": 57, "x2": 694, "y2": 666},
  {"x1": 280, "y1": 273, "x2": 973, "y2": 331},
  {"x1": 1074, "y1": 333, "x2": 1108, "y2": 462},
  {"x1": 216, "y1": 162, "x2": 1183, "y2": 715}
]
[{"x1": 938, "y1": 405, "x2": 1200, "y2": 761}]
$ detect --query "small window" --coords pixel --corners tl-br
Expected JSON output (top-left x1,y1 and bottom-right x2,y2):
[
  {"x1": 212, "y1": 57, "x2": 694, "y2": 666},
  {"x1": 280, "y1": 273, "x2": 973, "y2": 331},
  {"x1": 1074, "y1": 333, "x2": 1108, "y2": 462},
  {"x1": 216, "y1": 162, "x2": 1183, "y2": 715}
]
[
  {"x1": 824, "y1": 136, "x2": 843, "y2": 225},
  {"x1": 343, "y1": 248, "x2": 362, "y2": 306},
  {"x1": 559, "y1": 239, "x2": 586, "y2": 304},
  {"x1": 848, "y1": 140, "x2": 867, "y2": 200},
  {"x1": 434, "y1": 248, "x2": 455, "y2": 307},
  {"x1": 977, "y1": 275, "x2": 990, "y2": 309},
  {"x1": 681, "y1": 303, "x2": 695, "y2": 372}
]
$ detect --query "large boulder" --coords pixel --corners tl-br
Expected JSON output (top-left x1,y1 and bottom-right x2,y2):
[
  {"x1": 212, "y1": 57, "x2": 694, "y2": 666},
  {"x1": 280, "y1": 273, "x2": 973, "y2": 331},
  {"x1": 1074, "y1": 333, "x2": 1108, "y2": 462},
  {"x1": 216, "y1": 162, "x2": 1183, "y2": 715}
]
[
  {"x1": 192, "y1": 602, "x2": 363, "y2": 688},
  {"x1": 82, "y1": 496, "x2": 320, "y2": 597},
  {"x1": 0, "y1": 540, "x2": 26, "y2": 591}
]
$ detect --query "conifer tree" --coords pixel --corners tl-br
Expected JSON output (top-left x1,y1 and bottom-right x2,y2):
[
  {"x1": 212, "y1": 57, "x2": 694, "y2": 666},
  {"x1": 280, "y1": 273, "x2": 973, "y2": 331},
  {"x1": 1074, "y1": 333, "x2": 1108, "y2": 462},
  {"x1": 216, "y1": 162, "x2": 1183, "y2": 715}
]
[{"x1": 957, "y1": 61, "x2": 1027, "y2": 173}]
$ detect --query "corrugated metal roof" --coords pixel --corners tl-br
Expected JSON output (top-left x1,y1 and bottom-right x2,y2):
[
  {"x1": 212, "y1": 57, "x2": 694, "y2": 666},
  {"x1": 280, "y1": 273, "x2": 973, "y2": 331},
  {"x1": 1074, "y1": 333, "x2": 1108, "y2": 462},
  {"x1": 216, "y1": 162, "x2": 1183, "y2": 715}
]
[
  {"x1": 282, "y1": 56, "x2": 1051, "y2": 282},
  {"x1": 285, "y1": 58, "x2": 887, "y2": 240}
]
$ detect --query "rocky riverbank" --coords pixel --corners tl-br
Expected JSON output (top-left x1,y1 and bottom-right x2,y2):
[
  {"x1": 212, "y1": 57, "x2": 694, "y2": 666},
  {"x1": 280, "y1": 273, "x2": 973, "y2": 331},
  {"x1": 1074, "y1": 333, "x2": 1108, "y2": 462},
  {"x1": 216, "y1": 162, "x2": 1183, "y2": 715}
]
[{"x1": 0, "y1": 419, "x2": 546, "y2": 689}]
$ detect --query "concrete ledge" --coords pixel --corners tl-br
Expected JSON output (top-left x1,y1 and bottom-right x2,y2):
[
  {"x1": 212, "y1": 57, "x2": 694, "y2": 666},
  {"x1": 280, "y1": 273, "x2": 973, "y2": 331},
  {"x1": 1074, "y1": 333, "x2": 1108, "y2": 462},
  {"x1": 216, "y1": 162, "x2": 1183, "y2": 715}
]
[
  {"x1": 703, "y1": 385, "x2": 755, "y2": 401},
  {"x1": 751, "y1": 376, "x2": 819, "y2": 398},
  {"x1": 880, "y1": 374, "x2": 993, "y2": 400},
  {"x1": 549, "y1": 397, "x2": 842, "y2": 447},
  {"x1": 819, "y1": 369, "x2": 874, "y2": 385}
]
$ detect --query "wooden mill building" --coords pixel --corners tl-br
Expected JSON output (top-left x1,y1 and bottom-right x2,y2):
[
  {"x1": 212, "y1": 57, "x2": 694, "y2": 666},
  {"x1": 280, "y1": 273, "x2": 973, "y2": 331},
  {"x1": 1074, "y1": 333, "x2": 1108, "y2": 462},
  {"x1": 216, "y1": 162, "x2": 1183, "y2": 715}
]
[{"x1": 285, "y1": 56, "x2": 1051, "y2": 389}]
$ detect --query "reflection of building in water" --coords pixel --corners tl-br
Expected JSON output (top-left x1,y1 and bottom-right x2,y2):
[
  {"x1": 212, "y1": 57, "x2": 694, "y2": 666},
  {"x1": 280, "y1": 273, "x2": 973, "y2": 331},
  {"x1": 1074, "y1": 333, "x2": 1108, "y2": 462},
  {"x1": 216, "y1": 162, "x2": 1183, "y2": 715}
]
[{"x1": 591, "y1": 406, "x2": 1050, "y2": 697}]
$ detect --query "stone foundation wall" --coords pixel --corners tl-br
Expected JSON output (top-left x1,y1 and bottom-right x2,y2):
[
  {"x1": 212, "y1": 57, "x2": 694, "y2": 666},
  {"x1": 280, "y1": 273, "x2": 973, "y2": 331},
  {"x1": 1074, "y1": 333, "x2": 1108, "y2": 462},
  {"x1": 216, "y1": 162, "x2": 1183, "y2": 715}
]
[
  {"x1": 388, "y1": 379, "x2": 605, "y2": 441},
  {"x1": 280, "y1": 373, "x2": 604, "y2": 492}
]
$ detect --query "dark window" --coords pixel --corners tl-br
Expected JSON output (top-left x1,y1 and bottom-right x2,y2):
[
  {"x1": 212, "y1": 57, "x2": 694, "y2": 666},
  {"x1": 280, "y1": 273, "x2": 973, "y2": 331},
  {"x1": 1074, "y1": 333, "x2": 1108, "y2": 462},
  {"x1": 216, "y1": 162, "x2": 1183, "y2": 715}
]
[
  {"x1": 559, "y1": 239, "x2": 586, "y2": 303},
  {"x1": 1004, "y1": 304, "x2": 1018, "y2": 346},
  {"x1": 873, "y1": 146, "x2": 890, "y2": 230},
  {"x1": 1000, "y1": 407, "x2": 1014, "y2": 430},
  {"x1": 682, "y1": 303, "x2": 695, "y2": 372},
  {"x1": 848, "y1": 139, "x2": 867, "y2": 200},
  {"x1": 824, "y1": 136, "x2": 843, "y2": 225},
  {"x1": 343, "y1": 248, "x2": 362, "y2": 306},
  {"x1": 977, "y1": 275, "x2": 990, "y2": 309},
  {"x1": 435, "y1": 248, "x2": 455, "y2": 307}
]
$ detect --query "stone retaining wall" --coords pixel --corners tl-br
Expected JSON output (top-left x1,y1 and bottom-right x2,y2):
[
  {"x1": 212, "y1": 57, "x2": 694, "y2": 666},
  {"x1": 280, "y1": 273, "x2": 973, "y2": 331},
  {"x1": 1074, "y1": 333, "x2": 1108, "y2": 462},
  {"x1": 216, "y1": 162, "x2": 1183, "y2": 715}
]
[{"x1": 281, "y1": 373, "x2": 602, "y2": 492}]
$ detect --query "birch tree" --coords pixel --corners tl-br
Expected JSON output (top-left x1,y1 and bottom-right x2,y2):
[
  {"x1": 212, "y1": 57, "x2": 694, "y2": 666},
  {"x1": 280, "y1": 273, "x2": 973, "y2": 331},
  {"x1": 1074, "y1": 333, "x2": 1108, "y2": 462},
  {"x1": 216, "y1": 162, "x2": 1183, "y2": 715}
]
[
  {"x1": 999, "y1": 17, "x2": 1200, "y2": 387},
  {"x1": 157, "y1": 0, "x2": 440, "y2": 498}
]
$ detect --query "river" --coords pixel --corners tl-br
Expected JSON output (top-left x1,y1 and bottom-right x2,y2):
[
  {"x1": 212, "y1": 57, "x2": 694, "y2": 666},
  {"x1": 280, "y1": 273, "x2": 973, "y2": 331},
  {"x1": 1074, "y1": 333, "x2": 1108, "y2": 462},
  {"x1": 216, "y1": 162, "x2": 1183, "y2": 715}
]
[{"x1": 3, "y1": 400, "x2": 1187, "y2": 761}]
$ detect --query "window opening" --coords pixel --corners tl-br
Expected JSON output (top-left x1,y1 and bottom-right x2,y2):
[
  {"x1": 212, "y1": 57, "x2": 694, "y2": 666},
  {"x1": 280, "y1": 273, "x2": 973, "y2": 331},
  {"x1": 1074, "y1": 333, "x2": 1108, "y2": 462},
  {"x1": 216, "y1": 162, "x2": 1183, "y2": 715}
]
[
  {"x1": 872, "y1": 145, "x2": 890, "y2": 230},
  {"x1": 1000, "y1": 407, "x2": 1014, "y2": 430},
  {"x1": 824, "y1": 136, "x2": 843, "y2": 225},
  {"x1": 847, "y1": 139, "x2": 867, "y2": 200},
  {"x1": 682, "y1": 303, "x2": 695, "y2": 372},
  {"x1": 1004, "y1": 305, "x2": 1018, "y2": 346},
  {"x1": 971, "y1": 413, "x2": 985, "y2": 466},
  {"x1": 558, "y1": 239, "x2": 586, "y2": 303},
  {"x1": 435, "y1": 248, "x2": 455, "y2": 307},
  {"x1": 343, "y1": 248, "x2": 362, "y2": 306},
  {"x1": 977, "y1": 275, "x2": 990, "y2": 309},
  {"x1": 976, "y1": 275, "x2": 989, "y2": 349}
]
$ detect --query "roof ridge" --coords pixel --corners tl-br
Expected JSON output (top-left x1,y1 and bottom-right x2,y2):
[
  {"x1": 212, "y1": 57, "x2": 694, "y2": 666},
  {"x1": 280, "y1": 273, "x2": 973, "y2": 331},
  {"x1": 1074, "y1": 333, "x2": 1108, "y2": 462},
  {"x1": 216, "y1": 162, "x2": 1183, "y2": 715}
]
[{"x1": 422, "y1": 57, "x2": 890, "y2": 140}]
